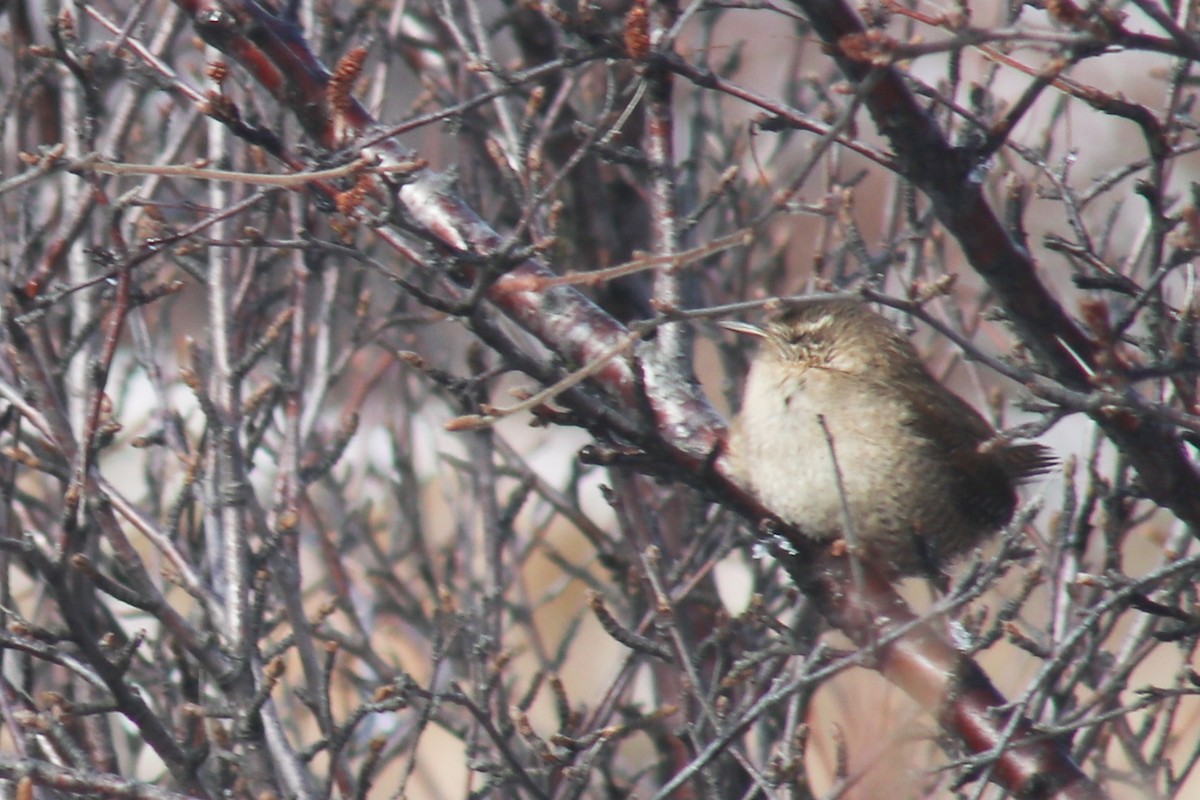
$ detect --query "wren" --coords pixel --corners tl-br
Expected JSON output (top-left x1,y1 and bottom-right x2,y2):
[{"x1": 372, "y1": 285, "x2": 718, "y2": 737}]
[{"x1": 723, "y1": 298, "x2": 1054, "y2": 576}]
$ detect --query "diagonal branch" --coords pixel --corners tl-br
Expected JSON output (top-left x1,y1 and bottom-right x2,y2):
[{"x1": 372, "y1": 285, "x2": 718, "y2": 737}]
[{"x1": 169, "y1": 2, "x2": 1108, "y2": 797}]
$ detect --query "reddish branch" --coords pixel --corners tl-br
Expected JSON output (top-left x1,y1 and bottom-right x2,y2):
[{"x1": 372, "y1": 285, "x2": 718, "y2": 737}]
[
  {"x1": 788, "y1": 556, "x2": 1105, "y2": 800},
  {"x1": 171, "y1": 0, "x2": 1111, "y2": 797}
]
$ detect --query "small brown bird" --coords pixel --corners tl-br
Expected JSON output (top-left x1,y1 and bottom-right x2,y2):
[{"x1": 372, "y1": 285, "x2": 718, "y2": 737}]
[{"x1": 723, "y1": 298, "x2": 1054, "y2": 576}]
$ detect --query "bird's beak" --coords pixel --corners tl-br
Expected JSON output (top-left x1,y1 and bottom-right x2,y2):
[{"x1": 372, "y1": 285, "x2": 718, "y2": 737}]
[{"x1": 718, "y1": 320, "x2": 767, "y2": 338}]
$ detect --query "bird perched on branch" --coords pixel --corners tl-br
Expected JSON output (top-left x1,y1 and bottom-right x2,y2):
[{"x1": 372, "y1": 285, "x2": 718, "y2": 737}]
[{"x1": 723, "y1": 298, "x2": 1055, "y2": 576}]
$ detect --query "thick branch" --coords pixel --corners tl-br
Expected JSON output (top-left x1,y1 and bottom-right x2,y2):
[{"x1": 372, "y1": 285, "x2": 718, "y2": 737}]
[{"x1": 171, "y1": 3, "x2": 1109, "y2": 796}]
